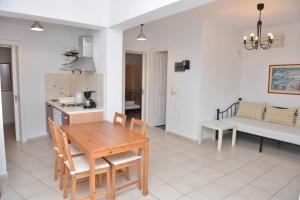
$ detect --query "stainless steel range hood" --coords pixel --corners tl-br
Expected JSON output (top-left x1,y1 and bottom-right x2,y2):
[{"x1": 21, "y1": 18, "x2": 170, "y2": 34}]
[{"x1": 60, "y1": 36, "x2": 96, "y2": 73}]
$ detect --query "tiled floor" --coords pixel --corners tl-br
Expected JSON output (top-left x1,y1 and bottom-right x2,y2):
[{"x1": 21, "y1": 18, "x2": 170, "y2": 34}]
[{"x1": 1, "y1": 123, "x2": 300, "y2": 200}]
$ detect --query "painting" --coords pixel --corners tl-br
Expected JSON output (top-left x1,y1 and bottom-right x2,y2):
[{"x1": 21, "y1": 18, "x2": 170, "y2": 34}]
[
  {"x1": 268, "y1": 64, "x2": 300, "y2": 95},
  {"x1": 0, "y1": 63, "x2": 12, "y2": 91}
]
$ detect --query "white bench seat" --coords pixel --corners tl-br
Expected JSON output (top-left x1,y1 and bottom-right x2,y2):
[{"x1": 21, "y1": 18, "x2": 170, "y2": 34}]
[{"x1": 221, "y1": 117, "x2": 300, "y2": 146}]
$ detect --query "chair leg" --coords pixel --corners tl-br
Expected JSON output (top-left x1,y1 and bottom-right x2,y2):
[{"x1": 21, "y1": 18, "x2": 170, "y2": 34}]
[
  {"x1": 59, "y1": 158, "x2": 64, "y2": 190},
  {"x1": 106, "y1": 170, "x2": 111, "y2": 200},
  {"x1": 111, "y1": 167, "x2": 116, "y2": 200},
  {"x1": 54, "y1": 153, "x2": 58, "y2": 181},
  {"x1": 97, "y1": 174, "x2": 102, "y2": 188},
  {"x1": 125, "y1": 167, "x2": 130, "y2": 181},
  {"x1": 63, "y1": 167, "x2": 69, "y2": 199},
  {"x1": 137, "y1": 160, "x2": 142, "y2": 190},
  {"x1": 71, "y1": 176, "x2": 77, "y2": 200}
]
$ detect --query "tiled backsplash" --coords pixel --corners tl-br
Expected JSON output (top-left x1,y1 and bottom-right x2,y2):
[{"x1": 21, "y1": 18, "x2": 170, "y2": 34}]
[{"x1": 45, "y1": 73, "x2": 104, "y2": 106}]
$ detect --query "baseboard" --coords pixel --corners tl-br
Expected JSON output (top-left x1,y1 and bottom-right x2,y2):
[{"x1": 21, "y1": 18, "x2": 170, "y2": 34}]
[
  {"x1": 26, "y1": 134, "x2": 50, "y2": 142},
  {"x1": 165, "y1": 128, "x2": 197, "y2": 143},
  {"x1": 0, "y1": 171, "x2": 8, "y2": 178}
]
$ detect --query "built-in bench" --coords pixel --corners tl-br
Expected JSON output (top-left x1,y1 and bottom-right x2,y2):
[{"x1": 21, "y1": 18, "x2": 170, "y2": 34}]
[{"x1": 217, "y1": 99, "x2": 300, "y2": 152}]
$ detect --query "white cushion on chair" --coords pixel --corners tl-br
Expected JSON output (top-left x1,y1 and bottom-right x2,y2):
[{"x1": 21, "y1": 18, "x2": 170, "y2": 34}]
[
  {"x1": 70, "y1": 143, "x2": 82, "y2": 156},
  {"x1": 65, "y1": 155, "x2": 110, "y2": 175},
  {"x1": 104, "y1": 151, "x2": 142, "y2": 166}
]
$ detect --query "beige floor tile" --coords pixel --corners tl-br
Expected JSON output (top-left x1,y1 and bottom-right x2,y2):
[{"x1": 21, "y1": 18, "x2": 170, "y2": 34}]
[
  {"x1": 271, "y1": 187, "x2": 300, "y2": 200},
  {"x1": 14, "y1": 181, "x2": 49, "y2": 198},
  {"x1": 187, "y1": 190, "x2": 214, "y2": 200},
  {"x1": 168, "y1": 173, "x2": 211, "y2": 194},
  {"x1": 151, "y1": 184, "x2": 183, "y2": 200},
  {"x1": 0, "y1": 190, "x2": 24, "y2": 200},
  {"x1": 228, "y1": 169, "x2": 258, "y2": 184},
  {"x1": 224, "y1": 194, "x2": 248, "y2": 200},
  {"x1": 196, "y1": 168, "x2": 225, "y2": 182},
  {"x1": 26, "y1": 189, "x2": 63, "y2": 200},
  {"x1": 214, "y1": 176, "x2": 245, "y2": 192},
  {"x1": 250, "y1": 178, "x2": 285, "y2": 195},
  {"x1": 197, "y1": 182, "x2": 233, "y2": 200},
  {"x1": 237, "y1": 185, "x2": 272, "y2": 200}
]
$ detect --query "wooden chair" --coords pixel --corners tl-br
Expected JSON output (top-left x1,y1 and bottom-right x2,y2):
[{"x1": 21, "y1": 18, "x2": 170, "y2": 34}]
[
  {"x1": 48, "y1": 118, "x2": 82, "y2": 190},
  {"x1": 59, "y1": 129, "x2": 111, "y2": 200},
  {"x1": 113, "y1": 112, "x2": 127, "y2": 128},
  {"x1": 105, "y1": 118, "x2": 147, "y2": 200},
  {"x1": 47, "y1": 117, "x2": 60, "y2": 181}
]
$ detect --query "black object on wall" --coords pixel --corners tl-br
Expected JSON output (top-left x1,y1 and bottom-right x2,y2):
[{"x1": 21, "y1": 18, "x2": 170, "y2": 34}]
[{"x1": 175, "y1": 60, "x2": 190, "y2": 72}]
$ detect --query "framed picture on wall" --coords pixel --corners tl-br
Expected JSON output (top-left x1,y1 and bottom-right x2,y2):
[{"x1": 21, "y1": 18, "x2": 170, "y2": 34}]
[
  {"x1": 268, "y1": 64, "x2": 300, "y2": 95},
  {"x1": 0, "y1": 63, "x2": 12, "y2": 91}
]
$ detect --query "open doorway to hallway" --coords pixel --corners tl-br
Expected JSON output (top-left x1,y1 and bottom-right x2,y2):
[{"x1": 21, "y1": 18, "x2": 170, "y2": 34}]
[
  {"x1": 0, "y1": 47, "x2": 16, "y2": 142},
  {"x1": 125, "y1": 52, "x2": 143, "y2": 122}
]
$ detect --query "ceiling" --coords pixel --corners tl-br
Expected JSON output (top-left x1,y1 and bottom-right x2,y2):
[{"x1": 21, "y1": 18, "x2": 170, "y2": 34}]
[{"x1": 193, "y1": 0, "x2": 300, "y2": 28}]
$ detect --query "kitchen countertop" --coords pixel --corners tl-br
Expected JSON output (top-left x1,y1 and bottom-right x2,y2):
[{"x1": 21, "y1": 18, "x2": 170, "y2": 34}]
[{"x1": 46, "y1": 100, "x2": 103, "y2": 114}]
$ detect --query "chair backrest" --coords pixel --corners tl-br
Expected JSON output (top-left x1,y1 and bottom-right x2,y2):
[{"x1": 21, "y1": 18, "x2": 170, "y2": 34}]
[
  {"x1": 58, "y1": 129, "x2": 75, "y2": 172},
  {"x1": 130, "y1": 118, "x2": 147, "y2": 136},
  {"x1": 130, "y1": 118, "x2": 147, "y2": 156},
  {"x1": 113, "y1": 112, "x2": 127, "y2": 128},
  {"x1": 51, "y1": 121, "x2": 64, "y2": 156},
  {"x1": 48, "y1": 117, "x2": 58, "y2": 148}
]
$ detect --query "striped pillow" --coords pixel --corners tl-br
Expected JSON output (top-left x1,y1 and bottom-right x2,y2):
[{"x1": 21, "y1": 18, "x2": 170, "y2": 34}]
[
  {"x1": 237, "y1": 101, "x2": 266, "y2": 120},
  {"x1": 295, "y1": 108, "x2": 300, "y2": 128},
  {"x1": 264, "y1": 106, "x2": 296, "y2": 126}
]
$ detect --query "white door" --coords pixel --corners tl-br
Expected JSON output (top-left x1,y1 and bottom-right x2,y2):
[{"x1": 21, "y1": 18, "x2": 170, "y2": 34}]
[
  {"x1": 11, "y1": 46, "x2": 21, "y2": 141},
  {"x1": 153, "y1": 52, "x2": 167, "y2": 126}
]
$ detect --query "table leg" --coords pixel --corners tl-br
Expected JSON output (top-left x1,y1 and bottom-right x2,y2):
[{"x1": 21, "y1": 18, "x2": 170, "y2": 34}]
[
  {"x1": 198, "y1": 126, "x2": 203, "y2": 144},
  {"x1": 217, "y1": 130, "x2": 223, "y2": 151},
  {"x1": 89, "y1": 154, "x2": 96, "y2": 200},
  {"x1": 143, "y1": 141, "x2": 149, "y2": 196},
  {"x1": 232, "y1": 129, "x2": 237, "y2": 146},
  {"x1": 212, "y1": 130, "x2": 216, "y2": 141}
]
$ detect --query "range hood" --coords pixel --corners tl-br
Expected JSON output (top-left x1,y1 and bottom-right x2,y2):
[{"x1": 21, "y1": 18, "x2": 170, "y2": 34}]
[{"x1": 60, "y1": 36, "x2": 96, "y2": 73}]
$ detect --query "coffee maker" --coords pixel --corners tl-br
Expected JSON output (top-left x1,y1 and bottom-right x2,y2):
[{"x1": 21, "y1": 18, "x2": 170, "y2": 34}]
[{"x1": 83, "y1": 91, "x2": 96, "y2": 109}]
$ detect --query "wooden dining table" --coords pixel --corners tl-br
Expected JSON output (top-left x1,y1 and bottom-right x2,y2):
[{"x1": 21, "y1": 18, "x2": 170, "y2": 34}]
[{"x1": 61, "y1": 121, "x2": 149, "y2": 200}]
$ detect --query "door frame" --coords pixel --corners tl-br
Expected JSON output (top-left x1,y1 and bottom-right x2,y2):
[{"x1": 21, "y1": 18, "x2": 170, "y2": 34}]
[
  {"x1": 0, "y1": 40, "x2": 22, "y2": 142},
  {"x1": 123, "y1": 50, "x2": 146, "y2": 121},
  {"x1": 123, "y1": 49, "x2": 168, "y2": 129}
]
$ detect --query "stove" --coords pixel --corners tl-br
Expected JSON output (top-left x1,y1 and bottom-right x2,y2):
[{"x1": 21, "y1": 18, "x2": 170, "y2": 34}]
[{"x1": 61, "y1": 103, "x2": 84, "y2": 108}]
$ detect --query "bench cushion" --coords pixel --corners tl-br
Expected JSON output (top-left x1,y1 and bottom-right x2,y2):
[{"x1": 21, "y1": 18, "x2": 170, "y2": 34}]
[
  {"x1": 264, "y1": 106, "x2": 296, "y2": 126},
  {"x1": 237, "y1": 101, "x2": 265, "y2": 120},
  {"x1": 222, "y1": 117, "x2": 300, "y2": 145}
]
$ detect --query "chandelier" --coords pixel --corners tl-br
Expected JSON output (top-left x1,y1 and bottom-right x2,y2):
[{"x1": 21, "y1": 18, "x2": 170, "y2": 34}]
[{"x1": 243, "y1": 3, "x2": 273, "y2": 50}]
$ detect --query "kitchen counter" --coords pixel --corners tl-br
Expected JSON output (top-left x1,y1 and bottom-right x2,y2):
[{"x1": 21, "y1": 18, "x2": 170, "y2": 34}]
[{"x1": 46, "y1": 100, "x2": 103, "y2": 115}]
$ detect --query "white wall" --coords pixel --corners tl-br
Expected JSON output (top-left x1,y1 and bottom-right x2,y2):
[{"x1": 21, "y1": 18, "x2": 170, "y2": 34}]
[
  {"x1": 0, "y1": 17, "x2": 92, "y2": 140},
  {"x1": 124, "y1": 12, "x2": 241, "y2": 140},
  {"x1": 240, "y1": 22, "x2": 300, "y2": 107},
  {"x1": 0, "y1": 47, "x2": 15, "y2": 124},
  {"x1": 199, "y1": 20, "x2": 241, "y2": 121}
]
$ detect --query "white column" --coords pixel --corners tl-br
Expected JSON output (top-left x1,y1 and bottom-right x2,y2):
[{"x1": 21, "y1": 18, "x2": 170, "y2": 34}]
[{"x1": 93, "y1": 28, "x2": 123, "y2": 121}]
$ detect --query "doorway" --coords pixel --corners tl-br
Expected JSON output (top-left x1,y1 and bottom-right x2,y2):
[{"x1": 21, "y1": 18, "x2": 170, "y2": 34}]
[
  {"x1": 0, "y1": 47, "x2": 16, "y2": 143},
  {"x1": 125, "y1": 52, "x2": 143, "y2": 121},
  {"x1": 0, "y1": 44, "x2": 21, "y2": 143}
]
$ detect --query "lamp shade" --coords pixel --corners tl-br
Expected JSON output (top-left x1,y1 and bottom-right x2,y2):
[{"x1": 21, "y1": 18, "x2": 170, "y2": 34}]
[
  {"x1": 30, "y1": 21, "x2": 44, "y2": 31},
  {"x1": 137, "y1": 24, "x2": 147, "y2": 41}
]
